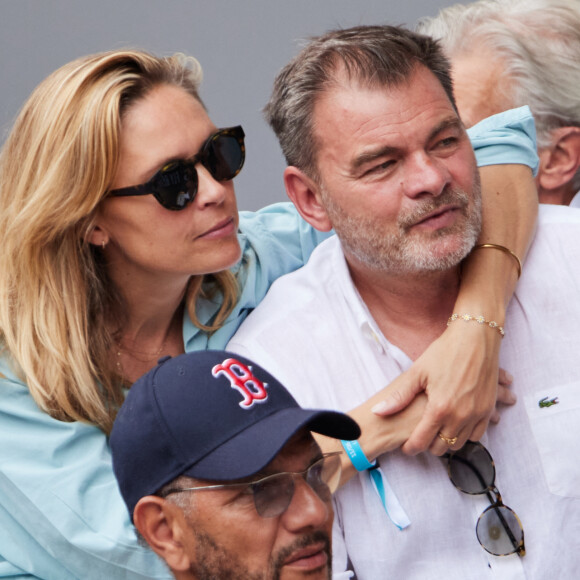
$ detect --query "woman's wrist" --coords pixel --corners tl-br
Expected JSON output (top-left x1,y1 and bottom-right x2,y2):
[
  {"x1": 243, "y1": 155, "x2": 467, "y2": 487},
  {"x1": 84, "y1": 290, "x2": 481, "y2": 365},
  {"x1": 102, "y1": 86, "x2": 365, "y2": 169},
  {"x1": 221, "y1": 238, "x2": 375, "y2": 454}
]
[{"x1": 456, "y1": 246, "x2": 516, "y2": 320}]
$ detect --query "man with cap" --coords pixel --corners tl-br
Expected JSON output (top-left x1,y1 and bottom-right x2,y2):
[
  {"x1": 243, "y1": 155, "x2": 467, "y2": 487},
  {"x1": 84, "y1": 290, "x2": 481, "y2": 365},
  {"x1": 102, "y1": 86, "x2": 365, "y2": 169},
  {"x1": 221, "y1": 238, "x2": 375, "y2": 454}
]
[{"x1": 110, "y1": 350, "x2": 360, "y2": 580}]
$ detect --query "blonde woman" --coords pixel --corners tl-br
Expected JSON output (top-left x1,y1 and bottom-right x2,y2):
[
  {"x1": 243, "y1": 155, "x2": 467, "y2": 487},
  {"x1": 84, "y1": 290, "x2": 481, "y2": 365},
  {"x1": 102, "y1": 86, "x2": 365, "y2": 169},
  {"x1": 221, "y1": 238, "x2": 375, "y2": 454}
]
[{"x1": 0, "y1": 49, "x2": 536, "y2": 578}]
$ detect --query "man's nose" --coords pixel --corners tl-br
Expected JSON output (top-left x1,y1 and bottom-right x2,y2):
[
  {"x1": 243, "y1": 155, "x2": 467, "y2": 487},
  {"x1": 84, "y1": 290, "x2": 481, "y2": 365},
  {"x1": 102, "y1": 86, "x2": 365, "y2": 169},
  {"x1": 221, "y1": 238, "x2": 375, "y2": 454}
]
[
  {"x1": 401, "y1": 151, "x2": 450, "y2": 199},
  {"x1": 282, "y1": 478, "x2": 331, "y2": 532}
]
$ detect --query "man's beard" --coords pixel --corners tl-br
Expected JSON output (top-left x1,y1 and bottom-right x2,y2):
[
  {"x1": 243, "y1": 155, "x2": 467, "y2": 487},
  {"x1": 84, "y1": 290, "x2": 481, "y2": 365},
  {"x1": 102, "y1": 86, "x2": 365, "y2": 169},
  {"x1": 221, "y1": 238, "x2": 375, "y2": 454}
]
[
  {"x1": 320, "y1": 176, "x2": 482, "y2": 275},
  {"x1": 188, "y1": 530, "x2": 331, "y2": 580}
]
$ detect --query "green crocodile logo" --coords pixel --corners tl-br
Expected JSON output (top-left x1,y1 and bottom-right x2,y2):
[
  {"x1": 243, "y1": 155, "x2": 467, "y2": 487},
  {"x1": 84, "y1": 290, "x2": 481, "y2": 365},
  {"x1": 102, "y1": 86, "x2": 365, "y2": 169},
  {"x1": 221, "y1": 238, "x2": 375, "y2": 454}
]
[{"x1": 538, "y1": 396, "x2": 559, "y2": 408}]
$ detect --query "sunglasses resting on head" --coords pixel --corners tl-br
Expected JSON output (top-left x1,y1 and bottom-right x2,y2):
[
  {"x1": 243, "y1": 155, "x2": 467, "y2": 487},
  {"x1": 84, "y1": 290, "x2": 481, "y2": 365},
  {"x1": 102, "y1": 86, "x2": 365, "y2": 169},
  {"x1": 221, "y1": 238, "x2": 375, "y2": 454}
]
[{"x1": 109, "y1": 125, "x2": 245, "y2": 211}]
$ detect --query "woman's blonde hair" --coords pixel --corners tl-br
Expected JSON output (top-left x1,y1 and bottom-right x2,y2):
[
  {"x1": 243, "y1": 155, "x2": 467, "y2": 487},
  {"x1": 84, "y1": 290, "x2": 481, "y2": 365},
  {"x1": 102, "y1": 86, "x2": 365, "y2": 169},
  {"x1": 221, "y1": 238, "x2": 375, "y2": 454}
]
[{"x1": 0, "y1": 49, "x2": 238, "y2": 433}]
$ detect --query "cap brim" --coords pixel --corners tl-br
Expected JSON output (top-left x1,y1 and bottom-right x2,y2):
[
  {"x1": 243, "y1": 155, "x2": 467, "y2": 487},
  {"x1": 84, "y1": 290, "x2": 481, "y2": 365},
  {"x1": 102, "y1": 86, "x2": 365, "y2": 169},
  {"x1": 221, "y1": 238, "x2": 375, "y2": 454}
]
[{"x1": 183, "y1": 407, "x2": 360, "y2": 481}]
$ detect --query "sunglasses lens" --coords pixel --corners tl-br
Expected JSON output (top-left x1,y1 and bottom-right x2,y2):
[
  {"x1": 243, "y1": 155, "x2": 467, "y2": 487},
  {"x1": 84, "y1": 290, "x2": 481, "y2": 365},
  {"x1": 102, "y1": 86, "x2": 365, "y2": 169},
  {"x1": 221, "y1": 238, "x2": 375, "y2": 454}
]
[
  {"x1": 153, "y1": 161, "x2": 197, "y2": 210},
  {"x1": 448, "y1": 442, "x2": 495, "y2": 494},
  {"x1": 477, "y1": 504, "x2": 524, "y2": 556},
  {"x1": 207, "y1": 133, "x2": 245, "y2": 181},
  {"x1": 253, "y1": 474, "x2": 294, "y2": 518}
]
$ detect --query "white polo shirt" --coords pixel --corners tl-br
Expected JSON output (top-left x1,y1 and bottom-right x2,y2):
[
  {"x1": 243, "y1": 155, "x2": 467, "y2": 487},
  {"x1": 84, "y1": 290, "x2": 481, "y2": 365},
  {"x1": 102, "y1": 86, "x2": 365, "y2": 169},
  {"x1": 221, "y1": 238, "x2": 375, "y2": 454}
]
[{"x1": 228, "y1": 204, "x2": 580, "y2": 579}]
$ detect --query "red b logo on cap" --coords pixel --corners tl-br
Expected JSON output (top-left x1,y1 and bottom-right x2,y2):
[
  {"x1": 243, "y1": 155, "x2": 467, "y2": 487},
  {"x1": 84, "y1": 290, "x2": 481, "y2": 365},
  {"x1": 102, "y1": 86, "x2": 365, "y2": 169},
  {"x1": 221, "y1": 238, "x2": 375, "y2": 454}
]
[{"x1": 212, "y1": 358, "x2": 269, "y2": 409}]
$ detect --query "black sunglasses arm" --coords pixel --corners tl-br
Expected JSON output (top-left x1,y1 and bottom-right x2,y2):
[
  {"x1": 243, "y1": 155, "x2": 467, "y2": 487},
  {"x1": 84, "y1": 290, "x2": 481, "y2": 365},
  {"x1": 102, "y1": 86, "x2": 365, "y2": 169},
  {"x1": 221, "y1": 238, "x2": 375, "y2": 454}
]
[{"x1": 108, "y1": 184, "x2": 150, "y2": 197}]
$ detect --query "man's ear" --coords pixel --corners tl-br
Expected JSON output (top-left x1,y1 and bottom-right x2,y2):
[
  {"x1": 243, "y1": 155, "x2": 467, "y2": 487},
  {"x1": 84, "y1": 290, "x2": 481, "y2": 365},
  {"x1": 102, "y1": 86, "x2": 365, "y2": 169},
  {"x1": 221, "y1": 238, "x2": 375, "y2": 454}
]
[
  {"x1": 537, "y1": 127, "x2": 580, "y2": 204},
  {"x1": 284, "y1": 166, "x2": 333, "y2": 232},
  {"x1": 133, "y1": 496, "x2": 192, "y2": 573}
]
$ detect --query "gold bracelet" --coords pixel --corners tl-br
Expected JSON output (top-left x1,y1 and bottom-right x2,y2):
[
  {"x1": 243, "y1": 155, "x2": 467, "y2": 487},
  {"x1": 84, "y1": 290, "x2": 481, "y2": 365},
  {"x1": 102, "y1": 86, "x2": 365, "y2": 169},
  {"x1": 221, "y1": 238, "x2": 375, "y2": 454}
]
[
  {"x1": 447, "y1": 313, "x2": 505, "y2": 338},
  {"x1": 472, "y1": 243, "x2": 522, "y2": 280}
]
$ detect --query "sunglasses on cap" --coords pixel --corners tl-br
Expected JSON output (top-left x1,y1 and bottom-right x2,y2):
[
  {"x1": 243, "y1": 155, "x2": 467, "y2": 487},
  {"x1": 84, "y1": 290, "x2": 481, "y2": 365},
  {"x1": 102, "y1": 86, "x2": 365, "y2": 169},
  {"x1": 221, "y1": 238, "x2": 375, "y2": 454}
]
[
  {"x1": 109, "y1": 125, "x2": 245, "y2": 211},
  {"x1": 445, "y1": 441, "x2": 525, "y2": 557},
  {"x1": 160, "y1": 452, "x2": 341, "y2": 518}
]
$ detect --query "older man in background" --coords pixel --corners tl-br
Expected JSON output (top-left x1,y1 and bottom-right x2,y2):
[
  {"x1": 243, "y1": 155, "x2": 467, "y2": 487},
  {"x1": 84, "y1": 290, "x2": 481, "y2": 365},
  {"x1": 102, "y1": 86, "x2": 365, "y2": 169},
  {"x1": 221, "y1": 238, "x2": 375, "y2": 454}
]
[{"x1": 418, "y1": 0, "x2": 580, "y2": 207}]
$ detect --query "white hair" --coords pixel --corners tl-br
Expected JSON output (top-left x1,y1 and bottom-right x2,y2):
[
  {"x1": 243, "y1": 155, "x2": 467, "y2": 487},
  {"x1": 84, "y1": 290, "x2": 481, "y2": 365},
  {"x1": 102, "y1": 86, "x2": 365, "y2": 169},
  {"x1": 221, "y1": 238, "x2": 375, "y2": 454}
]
[{"x1": 418, "y1": 0, "x2": 580, "y2": 190}]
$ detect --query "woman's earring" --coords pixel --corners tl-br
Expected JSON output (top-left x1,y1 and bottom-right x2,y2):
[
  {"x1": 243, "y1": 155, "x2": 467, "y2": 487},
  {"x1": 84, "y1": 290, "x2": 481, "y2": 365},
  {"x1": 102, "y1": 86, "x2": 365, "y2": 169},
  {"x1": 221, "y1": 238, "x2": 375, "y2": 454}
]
[{"x1": 101, "y1": 241, "x2": 106, "y2": 251}]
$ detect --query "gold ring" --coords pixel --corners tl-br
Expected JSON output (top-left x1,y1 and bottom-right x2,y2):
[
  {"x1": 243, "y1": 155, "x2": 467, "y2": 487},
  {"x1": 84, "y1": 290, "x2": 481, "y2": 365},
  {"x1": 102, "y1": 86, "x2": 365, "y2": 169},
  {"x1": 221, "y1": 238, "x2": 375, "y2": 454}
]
[{"x1": 438, "y1": 432, "x2": 458, "y2": 446}]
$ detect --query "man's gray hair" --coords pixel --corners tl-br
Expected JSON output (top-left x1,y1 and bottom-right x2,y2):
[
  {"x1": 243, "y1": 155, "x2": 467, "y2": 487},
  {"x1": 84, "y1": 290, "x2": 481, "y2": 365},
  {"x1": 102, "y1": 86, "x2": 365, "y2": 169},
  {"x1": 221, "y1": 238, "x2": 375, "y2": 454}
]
[
  {"x1": 264, "y1": 25, "x2": 456, "y2": 180},
  {"x1": 418, "y1": 0, "x2": 580, "y2": 156}
]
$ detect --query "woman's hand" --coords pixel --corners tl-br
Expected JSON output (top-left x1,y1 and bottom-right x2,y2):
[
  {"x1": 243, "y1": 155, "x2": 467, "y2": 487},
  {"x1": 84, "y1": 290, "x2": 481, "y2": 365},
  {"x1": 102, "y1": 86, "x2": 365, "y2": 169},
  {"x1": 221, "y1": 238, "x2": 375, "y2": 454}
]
[
  {"x1": 370, "y1": 320, "x2": 516, "y2": 456},
  {"x1": 323, "y1": 326, "x2": 513, "y2": 484},
  {"x1": 317, "y1": 327, "x2": 515, "y2": 487}
]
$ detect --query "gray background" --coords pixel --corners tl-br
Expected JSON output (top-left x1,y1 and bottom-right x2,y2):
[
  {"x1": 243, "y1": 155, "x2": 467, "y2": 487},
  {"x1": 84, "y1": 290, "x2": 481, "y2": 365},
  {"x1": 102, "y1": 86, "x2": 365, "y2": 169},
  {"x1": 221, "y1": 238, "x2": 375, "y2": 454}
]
[{"x1": 0, "y1": 0, "x2": 456, "y2": 210}]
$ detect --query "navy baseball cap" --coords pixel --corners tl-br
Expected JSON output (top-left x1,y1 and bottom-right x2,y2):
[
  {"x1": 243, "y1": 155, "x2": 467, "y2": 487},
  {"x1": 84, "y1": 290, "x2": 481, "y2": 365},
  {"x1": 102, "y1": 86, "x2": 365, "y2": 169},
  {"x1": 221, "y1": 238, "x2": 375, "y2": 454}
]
[{"x1": 110, "y1": 350, "x2": 360, "y2": 518}]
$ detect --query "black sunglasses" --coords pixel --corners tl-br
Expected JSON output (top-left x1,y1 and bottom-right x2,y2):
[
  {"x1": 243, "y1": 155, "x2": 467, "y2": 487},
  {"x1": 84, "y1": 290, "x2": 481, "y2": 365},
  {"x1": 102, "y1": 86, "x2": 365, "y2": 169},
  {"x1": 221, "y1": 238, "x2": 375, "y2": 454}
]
[
  {"x1": 444, "y1": 441, "x2": 525, "y2": 557},
  {"x1": 109, "y1": 125, "x2": 245, "y2": 211},
  {"x1": 160, "y1": 452, "x2": 341, "y2": 518}
]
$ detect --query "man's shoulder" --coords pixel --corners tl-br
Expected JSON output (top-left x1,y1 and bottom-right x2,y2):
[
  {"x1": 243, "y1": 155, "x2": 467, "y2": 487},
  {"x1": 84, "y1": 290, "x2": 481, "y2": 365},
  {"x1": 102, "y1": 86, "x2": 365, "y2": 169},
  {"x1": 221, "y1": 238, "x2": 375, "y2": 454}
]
[
  {"x1": 537, "y1": 203, "x2": 580, "y2": 225},
  {"x1": 532, "y1": 204, "x2": 580, "y2": 253},
  {"x1": 227, "y1": 236, "x2": 350, "y2": 403},
  {"x1": 517, "y1": 204, "x2": 580, "y2": 297}
]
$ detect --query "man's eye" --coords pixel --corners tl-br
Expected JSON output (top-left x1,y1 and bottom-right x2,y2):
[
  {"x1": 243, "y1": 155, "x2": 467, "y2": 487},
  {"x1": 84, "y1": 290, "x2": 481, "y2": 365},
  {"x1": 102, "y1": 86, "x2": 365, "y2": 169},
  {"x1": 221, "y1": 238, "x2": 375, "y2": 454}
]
[
  {"x1": 230, "y1": 486, "x2": 257, "y2": 505},
  {"x1": 437, "y1": 137, "x2": 458, "y2": 148},
  {"x1": 364, "y1": 160, "x2": 395, "y2": 176},
  {"x1": 308, "y1": 462, "x2": 324, "y2": 480}
]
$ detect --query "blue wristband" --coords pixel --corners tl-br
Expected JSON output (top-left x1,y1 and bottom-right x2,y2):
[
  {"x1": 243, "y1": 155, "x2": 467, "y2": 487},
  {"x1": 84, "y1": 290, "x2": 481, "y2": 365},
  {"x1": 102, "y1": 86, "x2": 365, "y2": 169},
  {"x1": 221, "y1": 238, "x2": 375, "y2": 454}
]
[
  {"x1": 340, "y1": 439, "x2": 411, "y2": 530},
  {"x1": 340, "y1": 439, "x2": 376, "y2": 471}
]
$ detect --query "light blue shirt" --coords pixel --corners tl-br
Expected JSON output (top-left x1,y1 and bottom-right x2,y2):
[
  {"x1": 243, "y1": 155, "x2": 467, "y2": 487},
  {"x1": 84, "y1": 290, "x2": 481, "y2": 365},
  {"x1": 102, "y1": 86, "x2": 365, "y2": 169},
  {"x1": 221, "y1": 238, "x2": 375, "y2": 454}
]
[{"x1": 0, "y1": 107, "x2": 538, "y2": 579}]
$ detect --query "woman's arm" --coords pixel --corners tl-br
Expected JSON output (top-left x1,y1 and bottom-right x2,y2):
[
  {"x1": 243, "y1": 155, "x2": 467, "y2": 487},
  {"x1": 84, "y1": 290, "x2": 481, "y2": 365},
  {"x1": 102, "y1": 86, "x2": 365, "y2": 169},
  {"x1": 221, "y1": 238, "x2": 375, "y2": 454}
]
[
  {"x1": 318, "y1": 160, "x2": 537, "y2": 484},
  {"x1": 401, "y1": 163, "x2": 536, "y2": 455},
  {"x1": 359, "y1": 107, "x2": 539, "y2": 458}
]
